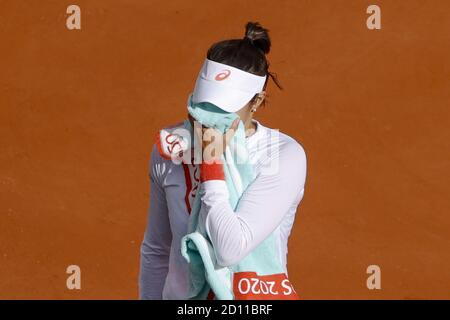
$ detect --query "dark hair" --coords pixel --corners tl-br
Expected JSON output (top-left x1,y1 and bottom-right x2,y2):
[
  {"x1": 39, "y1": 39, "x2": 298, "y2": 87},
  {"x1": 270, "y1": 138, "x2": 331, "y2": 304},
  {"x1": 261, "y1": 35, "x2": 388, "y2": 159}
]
[{"x1": 206, "y1": 22, "x2": 282, "y2": 106}]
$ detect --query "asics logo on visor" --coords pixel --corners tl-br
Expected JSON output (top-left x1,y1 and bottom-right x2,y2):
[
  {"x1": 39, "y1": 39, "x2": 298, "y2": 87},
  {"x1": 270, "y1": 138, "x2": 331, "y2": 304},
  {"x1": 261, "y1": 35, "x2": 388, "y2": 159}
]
[{"x1": 214, "y1": 69, "x2": 231, "y2": 81}]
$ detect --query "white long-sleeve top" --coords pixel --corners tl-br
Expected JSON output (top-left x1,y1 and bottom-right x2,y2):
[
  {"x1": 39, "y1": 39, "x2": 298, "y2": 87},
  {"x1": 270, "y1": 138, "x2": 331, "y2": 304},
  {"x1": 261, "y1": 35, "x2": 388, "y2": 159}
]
[{"x1": 139, "y1": 120, "x2": 307, "y2": 300}]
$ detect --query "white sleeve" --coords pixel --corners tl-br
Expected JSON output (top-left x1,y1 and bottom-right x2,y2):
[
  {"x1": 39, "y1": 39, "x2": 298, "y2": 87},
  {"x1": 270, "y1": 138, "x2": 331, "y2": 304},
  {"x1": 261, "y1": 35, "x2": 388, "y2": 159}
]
[
  {"x1": 139, "y1": 145, "x2": 172, "y2": 300},
  {"x1": 199, "y1": 140, "x2": 307, "y2": 267}
]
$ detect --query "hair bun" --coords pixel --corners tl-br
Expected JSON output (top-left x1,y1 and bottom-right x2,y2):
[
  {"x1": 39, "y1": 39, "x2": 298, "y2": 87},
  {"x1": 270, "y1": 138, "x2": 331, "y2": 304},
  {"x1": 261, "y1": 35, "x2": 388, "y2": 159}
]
[{"x1": 244, "y1": 22, "x2": 271, "y2": 54}]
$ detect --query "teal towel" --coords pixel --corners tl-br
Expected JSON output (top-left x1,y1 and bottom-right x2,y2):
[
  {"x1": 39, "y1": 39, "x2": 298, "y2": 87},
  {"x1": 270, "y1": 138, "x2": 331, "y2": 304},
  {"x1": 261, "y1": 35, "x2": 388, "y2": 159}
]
[{"x1": 180, "y1": 94, "x2": 291, "y2": 300}]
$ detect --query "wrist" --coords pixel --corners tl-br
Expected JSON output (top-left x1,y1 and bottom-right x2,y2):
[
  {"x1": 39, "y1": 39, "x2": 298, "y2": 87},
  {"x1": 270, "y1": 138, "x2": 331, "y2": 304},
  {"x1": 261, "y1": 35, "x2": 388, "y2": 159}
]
[{"x1": 200, "y1": 162, "x2": 225, "y2": 182}]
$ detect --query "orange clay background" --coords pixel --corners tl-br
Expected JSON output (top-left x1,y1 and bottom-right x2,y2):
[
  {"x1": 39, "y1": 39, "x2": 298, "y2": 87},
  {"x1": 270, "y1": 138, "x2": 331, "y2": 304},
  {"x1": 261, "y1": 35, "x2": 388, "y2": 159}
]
[{"x1": 1, "y1": 0, "x2": 449, "y2": 299}]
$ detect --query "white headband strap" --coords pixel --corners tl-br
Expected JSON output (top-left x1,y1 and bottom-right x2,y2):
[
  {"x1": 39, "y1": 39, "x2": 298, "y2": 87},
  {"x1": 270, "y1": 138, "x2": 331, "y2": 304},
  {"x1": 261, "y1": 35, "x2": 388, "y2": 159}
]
[{"x1": 191, "y1": 59, "x2": 267, "y2": 112}]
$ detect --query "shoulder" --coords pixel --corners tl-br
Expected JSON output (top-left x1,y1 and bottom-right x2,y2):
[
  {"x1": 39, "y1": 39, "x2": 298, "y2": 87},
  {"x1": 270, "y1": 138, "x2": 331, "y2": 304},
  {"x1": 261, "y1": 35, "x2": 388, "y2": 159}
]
[
  {"x1": 277, "y1": 131, "x2": 307, "y2": 165},
  {"x1": 256, "y1": 124, "x2": 307, "y2": 183},
  {"x1": 149, "y1": 143, "x2": 168, "y2": 179},
  {"x1": 276, "y1": 131, "x2": 307, "y2": 184},
  {"x1": 150, "y1": 142, "x2": 165, "y2": 165},
  {"x1": 251, "y1": 124, "x2": 307, "y2": 200},
  {"x1": 154, "y1": 121, "x2": 189, "y2": 161},
  {"x1": 259, "y1": 122, "x2": 307, "y2": 166},
  {"x1": 148, "y1": 120, "x2": 186, "y2": 180}
]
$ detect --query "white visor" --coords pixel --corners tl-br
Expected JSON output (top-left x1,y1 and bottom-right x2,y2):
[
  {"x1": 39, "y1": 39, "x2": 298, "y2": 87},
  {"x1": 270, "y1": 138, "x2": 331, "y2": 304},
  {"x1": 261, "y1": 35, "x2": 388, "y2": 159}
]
[{"x1": 192, "y1": 59, "x2": 267, "y2": 113}]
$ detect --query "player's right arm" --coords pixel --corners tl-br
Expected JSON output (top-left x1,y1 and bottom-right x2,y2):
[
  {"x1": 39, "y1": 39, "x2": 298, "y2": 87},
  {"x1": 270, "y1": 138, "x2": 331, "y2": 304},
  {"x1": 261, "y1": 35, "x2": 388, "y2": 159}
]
[{"x1": 139, "y1": 144, "x2": 172, "y2": 300}]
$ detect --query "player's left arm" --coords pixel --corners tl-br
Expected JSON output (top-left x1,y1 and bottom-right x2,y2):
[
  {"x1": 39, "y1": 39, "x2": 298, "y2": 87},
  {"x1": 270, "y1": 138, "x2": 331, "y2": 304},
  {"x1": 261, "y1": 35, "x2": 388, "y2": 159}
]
[{"x1": 199, "y1": 140, "x2": 307, "y2": 267}]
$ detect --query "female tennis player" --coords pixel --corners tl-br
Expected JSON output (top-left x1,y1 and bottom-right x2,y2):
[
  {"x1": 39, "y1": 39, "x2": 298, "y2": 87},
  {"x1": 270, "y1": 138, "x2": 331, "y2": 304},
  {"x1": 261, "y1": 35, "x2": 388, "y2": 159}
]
[{"x1": 139, "y1": 22, "x2": 307, "y2": 300}]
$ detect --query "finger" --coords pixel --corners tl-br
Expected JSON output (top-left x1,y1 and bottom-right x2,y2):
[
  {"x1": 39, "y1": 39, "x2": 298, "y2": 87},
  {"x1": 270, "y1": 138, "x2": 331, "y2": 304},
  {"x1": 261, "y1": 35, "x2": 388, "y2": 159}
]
[
  {"x1": 228, "y1": 118, "x2": 240, "y2": 137},
  {"x1": 224, "y1": 118, "x2": 240, "y2": 145},
  {"x1": 231, "y1": 117, "x2": 240, "y2": 131},
  {"x1": 193, "y1": 122, "x2": 203, "y2": 143},
  {"x1": 202, "y1": 127, "x2": 218, "y2": 149}
]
